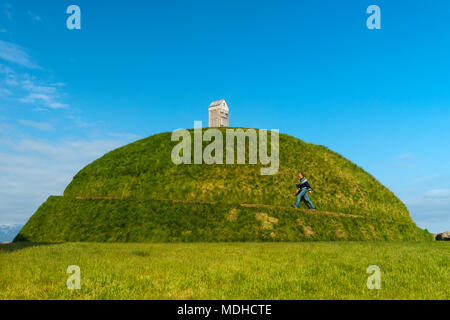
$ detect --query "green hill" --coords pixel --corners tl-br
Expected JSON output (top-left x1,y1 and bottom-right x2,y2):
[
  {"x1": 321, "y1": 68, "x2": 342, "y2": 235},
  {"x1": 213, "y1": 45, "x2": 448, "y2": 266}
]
[{"x1": 15, "y1": 128, "x2": 432, "y2": 242}]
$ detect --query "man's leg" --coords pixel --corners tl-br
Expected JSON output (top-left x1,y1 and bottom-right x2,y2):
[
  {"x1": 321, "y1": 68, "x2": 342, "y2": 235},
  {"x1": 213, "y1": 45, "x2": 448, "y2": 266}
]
[
  {"x1": 295, "y1": 189, "x2": 307, "y2": 207},
  {"x1": 303, "y1": 193, "x2": 315, "y2": 209}
]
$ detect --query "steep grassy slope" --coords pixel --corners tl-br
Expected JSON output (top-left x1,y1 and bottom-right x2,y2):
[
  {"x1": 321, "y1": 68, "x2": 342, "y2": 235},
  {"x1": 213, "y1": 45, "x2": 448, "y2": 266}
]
[
  {"x1": 16, "y1": 128, "x2": 430, "y2": 242},
  {"x1": 16, "y1": 197, "x2": 431, "y2": 242}
]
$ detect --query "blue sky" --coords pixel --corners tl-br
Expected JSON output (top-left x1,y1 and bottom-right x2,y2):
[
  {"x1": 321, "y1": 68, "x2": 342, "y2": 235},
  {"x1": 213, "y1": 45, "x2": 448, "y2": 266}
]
[{"x1": 0, "y1": 0, "x2": 449, "y2": 232}]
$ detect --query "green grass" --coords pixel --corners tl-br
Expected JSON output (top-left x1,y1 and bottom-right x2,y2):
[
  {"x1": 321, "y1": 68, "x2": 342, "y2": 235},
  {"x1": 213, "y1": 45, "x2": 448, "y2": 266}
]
[
  {"x1": 16, "y1": 197, "x2": 431, "y2": 242},
  {"x1": 0, "y1": 242, "x2": 448, "y2": 300}
]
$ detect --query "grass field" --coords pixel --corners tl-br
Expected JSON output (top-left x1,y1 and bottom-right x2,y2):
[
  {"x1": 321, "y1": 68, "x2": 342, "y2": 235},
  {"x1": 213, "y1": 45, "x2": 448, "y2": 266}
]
[{"x1": 1, "y1": 242, "x2": 448, "y2": 300}]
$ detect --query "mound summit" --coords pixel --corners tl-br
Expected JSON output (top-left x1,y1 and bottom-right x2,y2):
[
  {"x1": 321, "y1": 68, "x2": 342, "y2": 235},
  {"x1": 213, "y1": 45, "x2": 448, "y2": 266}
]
[{"x1": 16, "y1": 128, "x2": 431, "y2": 242}]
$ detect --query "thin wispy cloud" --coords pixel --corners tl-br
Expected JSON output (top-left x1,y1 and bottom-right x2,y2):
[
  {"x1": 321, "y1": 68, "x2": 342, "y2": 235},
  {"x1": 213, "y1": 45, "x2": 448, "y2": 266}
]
[
  {"x1": 20, "y1": 93, "x2": 49, "y2": 103},
  {"x1": 21, "y1": 80, "x2": 56, "y2": 94},
  {"x1": 18, "y1": 119, "x2": 52, "y2": 131},
  {"x1": 0, "y1": 135, "x2": 138, "y2": 224},
  {"x1": 424, "y1": 189, "x2": 450, "y2": 199},
  {"x1": 24, "y1": 100, "x2": 68, "y2": 110},
  {"x1": 0, "y1": 40, "x2": 39, "y2": 69},
  {"x1": 19, "y1": 93, "x2": 68, "y2": 109},
  {"x1": 0, "y1": 40, "x2": 40, "y2": 69},
  {"x1": 47, "y1": 102, "x2": 68, "y2": 109},
  {"x1": 401, "y1": 185, "x2": 450, "y2": 233},
  {"x1": 0, "y1": 67, "x2": 70, "y2": 110}
]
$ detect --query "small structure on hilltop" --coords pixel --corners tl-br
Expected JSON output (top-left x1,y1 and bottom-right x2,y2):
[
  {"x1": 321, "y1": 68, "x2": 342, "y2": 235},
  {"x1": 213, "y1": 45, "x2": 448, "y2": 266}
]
[{"x1": 208, "y1": 99, "x2": 229, "y2": 127}]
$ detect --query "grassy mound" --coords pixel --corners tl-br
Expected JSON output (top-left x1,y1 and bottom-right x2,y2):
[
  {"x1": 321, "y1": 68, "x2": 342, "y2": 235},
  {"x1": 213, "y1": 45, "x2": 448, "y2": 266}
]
[
  {"x1": 16, "y1": 128, "x2": 431, "y2": 242},
  {"x1": 16, "y1": 197, "x2": 431, "y2": 243}
]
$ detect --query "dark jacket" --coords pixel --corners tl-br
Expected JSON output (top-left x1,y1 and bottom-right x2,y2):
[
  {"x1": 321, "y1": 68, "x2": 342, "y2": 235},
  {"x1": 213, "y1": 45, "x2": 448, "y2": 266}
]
[{"x1": 296, "y1": 177, "x2": 312, "y2": 191}]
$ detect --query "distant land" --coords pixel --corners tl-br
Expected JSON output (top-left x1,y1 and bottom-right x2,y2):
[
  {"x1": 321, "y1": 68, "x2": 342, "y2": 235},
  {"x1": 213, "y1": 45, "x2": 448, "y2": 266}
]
[{"x1": 0, "y1": 225, "x2": 23, "y2": 243}]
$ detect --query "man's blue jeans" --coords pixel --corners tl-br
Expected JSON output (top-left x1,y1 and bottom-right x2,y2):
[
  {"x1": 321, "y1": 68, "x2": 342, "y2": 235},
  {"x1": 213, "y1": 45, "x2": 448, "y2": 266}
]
[{"x1": 295, "y1": 188, "x2": 315, "y2": 209}]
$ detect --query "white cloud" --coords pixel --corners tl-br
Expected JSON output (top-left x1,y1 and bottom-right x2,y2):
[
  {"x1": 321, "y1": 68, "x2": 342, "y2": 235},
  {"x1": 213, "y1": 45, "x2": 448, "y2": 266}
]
[
  {"x1": 19, "y1": 94, "x2": 69, "y2": 109},
  {"x1": 424, "y1": 189, "x2": 450, "y2": 199},
  {"x1": 0, "y1": 136, "x2": 137, "y2": 224},
  {"x1": 0, "y1": 40, "x2": 39, "y2": 69},
  {"x1": 0, "y1": 51, "x2": 69, "y2": 110},
  {"x1": 18, "y1": 119, "x2": 52, "y2": 131},
  {"x1": 0, "y1": 34, "x2": 139, "y2": 225},
  {"x1": 19, "y1": 93, "x2": 50, "y2": 103},
  {"x1": 403, "y1": 188, "x2": 450, "y2": 233},
  {"x1": 47, "y1": 102, "x2": 68, "y2": 109},
  {"x1": 18, "y1": 81, "x2": 69, "y2": 109},
  {"x1": 21, "y1": 80, "x2": 56, "y2": 94}
]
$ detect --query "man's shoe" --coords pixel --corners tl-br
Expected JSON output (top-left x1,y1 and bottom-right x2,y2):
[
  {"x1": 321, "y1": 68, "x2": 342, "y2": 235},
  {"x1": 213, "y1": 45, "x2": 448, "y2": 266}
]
[{"x1": 291, "y1": 204, "x2": 297, "y2": 209}]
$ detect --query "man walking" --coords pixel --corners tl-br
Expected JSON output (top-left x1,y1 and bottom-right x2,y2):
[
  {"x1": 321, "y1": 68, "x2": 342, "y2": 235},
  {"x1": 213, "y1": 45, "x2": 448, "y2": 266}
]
[{"x1": 292, "y1": 172, "x2": 316, "y2": 210}]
